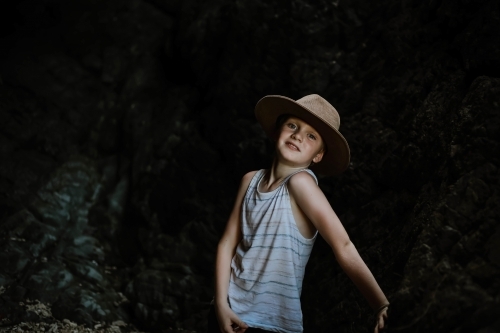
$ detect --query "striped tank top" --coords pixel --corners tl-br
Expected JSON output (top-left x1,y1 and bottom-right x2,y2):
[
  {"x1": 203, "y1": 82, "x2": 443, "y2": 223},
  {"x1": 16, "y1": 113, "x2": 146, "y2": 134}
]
[{"x1": 228, "y1": 168, "x2": 319, "y2": 333}]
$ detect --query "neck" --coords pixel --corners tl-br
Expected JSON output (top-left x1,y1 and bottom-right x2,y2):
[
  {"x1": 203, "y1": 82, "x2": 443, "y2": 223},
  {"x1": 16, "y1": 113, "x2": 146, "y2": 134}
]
[{"x1": 263, "y1": 158, "x2": 307, "y2": 188}]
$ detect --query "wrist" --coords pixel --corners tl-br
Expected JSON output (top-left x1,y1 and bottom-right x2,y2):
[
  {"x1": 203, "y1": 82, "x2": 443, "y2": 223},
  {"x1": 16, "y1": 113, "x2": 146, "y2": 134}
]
[
  {"x1": 375, "y1": 303, "x2": 390, "y2": 315},
  {"x1": 214, "y1": 296, "x2": 229, "y2": 307}
]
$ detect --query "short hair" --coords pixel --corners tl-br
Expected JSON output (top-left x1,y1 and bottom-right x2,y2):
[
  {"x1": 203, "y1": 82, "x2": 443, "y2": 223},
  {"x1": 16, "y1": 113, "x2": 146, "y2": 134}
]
[{"x1": 274, "y1": 113, "x2": 293, "y2": 133}]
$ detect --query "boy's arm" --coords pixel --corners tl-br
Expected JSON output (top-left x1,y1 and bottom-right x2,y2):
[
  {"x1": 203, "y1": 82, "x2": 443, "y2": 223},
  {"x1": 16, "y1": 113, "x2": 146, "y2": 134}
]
[
  {"x1": 213, "y1": 170, "x2": 257, "y2": 333},
  {"x1": 288, "y1": 172, "x2": 389, "y2": 311}
]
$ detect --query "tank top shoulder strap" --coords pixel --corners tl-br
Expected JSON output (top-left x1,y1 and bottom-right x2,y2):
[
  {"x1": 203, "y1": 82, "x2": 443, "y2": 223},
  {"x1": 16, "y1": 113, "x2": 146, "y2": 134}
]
[{"x1": 244, "y1": 169, "x2": 266, "y2": 196}]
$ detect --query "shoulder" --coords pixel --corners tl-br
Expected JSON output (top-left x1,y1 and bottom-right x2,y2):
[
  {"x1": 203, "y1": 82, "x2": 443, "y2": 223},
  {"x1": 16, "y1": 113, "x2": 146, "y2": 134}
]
[
  {"x1": 230, "y1": 170, "x2": 260, "y2": 208},
  {"x1": 288, "y1": 170, "x2": 318, "y2": 189},
  {"x1": 242, "y1": 170, "x2": 259, "y2": 183},
  {"x1": 288, "y1": 171, "x2": 326, "y2": 204},
  {"x1": 287, "y1": 172, "x2": 334, "y2": 229},
  {"x1": 239, "y1": 170, "x2": 259, "y2": 189}
]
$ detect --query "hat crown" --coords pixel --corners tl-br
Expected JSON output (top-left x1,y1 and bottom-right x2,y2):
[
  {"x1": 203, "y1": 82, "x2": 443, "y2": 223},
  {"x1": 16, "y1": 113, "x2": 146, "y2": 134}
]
[{"x1": 295, "y1": 94, "x2": 340, "y2": 130}]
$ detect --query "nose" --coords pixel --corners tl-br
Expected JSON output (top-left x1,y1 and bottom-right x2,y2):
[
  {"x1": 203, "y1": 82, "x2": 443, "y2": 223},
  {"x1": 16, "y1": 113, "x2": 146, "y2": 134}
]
[{"x1": 291, "y1": 132, "x2": 302, "y2": 142}]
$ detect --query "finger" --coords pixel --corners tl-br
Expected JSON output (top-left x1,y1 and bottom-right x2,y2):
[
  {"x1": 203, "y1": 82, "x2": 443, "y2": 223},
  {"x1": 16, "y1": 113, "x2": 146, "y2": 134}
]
[
  {"x1": 379, "y1": 314, "x2": 385, "y2": 329},
  {"x1": 225, "y1": 321, "x2": 238, "y2": 333},
  {"x1": 231, "y1": 317, "x2": 248, "y2": 329},
  {"x1": 232, "y1": 325, "x2": 248, "y2": 333}
]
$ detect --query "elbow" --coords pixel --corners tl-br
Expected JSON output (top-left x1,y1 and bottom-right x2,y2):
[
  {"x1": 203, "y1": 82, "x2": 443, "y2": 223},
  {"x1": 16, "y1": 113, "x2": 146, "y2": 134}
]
[
  {"x1": 332, "y1": 237, "x2": 353, "y2": 254},
  {"x1": 217, "y1": 237, "x2": 229, "y2": 252},
  {"x1": 217, "y1": 236, "x2": 238, "y2": 256},
  {"x1": 332, "y1": 239, "x2": 356, "y2": 265}
]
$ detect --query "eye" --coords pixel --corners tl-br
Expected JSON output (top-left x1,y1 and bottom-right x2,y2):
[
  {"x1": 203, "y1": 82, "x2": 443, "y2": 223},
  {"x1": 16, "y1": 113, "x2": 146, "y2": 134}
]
[
  {"x1": 287, "y1": 123, "x2": 297, "y2": 129},
  {"x1": 308, "y1": 133, "x2": 316, "y2": 140}
]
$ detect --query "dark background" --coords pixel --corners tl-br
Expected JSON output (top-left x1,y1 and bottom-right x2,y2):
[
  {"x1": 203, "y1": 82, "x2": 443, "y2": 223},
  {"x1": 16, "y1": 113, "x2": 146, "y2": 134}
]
[{"x1": 0, "y1": 0, "x2": 499, "y2": 332}]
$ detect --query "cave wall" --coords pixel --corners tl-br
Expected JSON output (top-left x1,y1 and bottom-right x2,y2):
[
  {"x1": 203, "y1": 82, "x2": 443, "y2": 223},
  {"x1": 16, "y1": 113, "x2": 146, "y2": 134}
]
[{"x1": 0, "y1": 0, "x2": 499, "y2": 332}]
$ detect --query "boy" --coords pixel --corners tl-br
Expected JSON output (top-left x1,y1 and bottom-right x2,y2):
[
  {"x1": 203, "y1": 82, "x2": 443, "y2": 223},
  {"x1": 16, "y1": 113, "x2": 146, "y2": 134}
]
[{"x1": 209, "y1": 94, "x2": 389, "y2": 333}]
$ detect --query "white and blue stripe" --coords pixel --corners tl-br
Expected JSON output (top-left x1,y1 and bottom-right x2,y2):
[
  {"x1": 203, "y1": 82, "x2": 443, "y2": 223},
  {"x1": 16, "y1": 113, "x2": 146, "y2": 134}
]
[{"x1": 228, "y1": 168, "x2": 318, "y2": 333}]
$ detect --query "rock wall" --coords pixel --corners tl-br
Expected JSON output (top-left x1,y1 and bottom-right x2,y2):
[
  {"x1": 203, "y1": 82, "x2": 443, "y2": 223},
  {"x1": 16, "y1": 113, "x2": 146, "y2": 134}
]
[{"x1": 0, "y1": 0, "x2": 499, "y2": 332}]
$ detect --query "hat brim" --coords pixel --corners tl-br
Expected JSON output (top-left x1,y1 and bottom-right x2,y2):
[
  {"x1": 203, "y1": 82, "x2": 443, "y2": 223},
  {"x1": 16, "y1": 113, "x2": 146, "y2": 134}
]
[{"x1": 255, "y1": 95, "x2": 350, "y2": 176}]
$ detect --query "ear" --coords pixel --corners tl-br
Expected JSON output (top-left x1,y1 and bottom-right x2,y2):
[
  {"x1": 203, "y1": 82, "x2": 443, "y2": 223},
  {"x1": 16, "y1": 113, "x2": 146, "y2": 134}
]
[{"x1": 312, "y1": 149, "x2": 324, "y2": 163}]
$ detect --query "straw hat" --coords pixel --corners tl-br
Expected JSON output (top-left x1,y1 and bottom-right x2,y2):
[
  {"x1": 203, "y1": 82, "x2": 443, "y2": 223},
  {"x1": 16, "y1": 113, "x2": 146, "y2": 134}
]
[{"x1": 255, "y1": 94, "x2": 350, "y2": 176}]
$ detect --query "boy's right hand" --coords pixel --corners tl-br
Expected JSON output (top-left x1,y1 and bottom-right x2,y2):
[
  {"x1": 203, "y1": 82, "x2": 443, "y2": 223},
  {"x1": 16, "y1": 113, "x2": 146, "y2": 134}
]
[{"x1": 215, "y1": 303, "x2": 249, "y2": 333}]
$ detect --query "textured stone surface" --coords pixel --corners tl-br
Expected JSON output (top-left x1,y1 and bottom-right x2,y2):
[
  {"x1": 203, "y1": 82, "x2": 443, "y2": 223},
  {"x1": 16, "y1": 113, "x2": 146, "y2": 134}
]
[{"x1": 0, "y1": 0, "x2": 499, "y2": 332}]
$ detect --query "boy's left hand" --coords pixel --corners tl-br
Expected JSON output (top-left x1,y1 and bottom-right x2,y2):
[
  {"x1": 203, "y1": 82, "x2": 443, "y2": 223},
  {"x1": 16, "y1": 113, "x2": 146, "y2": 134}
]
[{"x1": 374, "y1": 307, "x2": 388, "y2": 333}]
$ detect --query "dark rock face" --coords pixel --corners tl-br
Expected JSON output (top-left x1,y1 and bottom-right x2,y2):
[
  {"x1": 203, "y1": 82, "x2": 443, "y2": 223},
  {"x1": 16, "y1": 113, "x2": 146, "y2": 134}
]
[{"x1": 0, "y1": 0, "x2": 499, "y2": 332}]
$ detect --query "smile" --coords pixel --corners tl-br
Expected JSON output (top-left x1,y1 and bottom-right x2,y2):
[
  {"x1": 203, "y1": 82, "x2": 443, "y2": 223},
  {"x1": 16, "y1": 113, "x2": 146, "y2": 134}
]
[{"x1": 286, "y1": 142, "x2": 300, "y2": 151}]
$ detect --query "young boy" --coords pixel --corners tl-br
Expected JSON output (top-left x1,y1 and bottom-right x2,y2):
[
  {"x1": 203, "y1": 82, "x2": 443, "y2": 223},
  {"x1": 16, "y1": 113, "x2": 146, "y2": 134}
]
[{"x1": 208, "y1": 94, "x2": 389, "y2": 333}]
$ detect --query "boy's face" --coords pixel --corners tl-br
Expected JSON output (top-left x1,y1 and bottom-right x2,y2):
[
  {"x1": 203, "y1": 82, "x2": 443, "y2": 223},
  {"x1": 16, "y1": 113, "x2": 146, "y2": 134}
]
[{"x1": 274, "y1": 116, "x2": 325, "y2": 168}]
